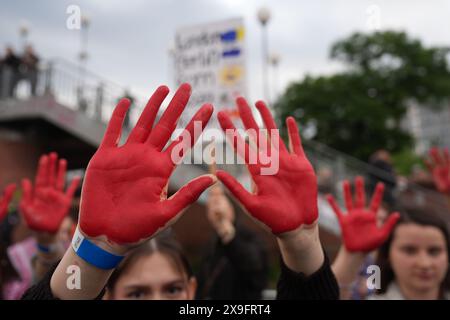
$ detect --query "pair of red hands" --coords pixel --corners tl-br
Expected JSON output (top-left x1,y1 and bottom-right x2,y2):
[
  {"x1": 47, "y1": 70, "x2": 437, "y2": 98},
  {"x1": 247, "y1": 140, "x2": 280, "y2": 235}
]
[
  {"x1": 78, "y1": 83, "x2": 318, "y2": 248},
  {"x1": 0, "y1": 152, "x2": 81, "y2": 234},
  {"x1": 0, "y1": 83, "x2": 399, "y2": 254}
]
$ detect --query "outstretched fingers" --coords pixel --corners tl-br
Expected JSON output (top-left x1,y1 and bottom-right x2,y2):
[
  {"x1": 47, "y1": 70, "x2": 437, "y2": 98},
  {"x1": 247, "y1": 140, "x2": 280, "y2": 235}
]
[
  {"x1": 218, "y1": 111, "x2": 259, "y2": 167},
  {"x1": 127, "y1": 85, "x2": 170, "y2": 144},
  {"x1": 148, "y1": 83, "x2": 191, "y2": 151},
  {"x1": 255, "y1": 100, "x2": 288, "y2": 154},
  {"x1": 35, "y1": 155, "x2": 49, "y2": 188},
  {"x1": 369, "y1": 182, "x2": 385, "y2": 213},
  {"x1": 379, "y1": 212, "x2": 400, "y2": 241},
  {"x1": 343, "y1": 180, "x2": 353, "y2": 212},
  {"x1": 355, "y1": 176, "x2": 366, "y2": 209},
  {"x1": 100, "y1": 98, "x2": 130, "y2": 148},
  {"x1": 286, "y1": 117, "x2": 305, "y2": 157},
  {"x1": 165, "y1": 103, "x2": 213, "y2": 162},
  {"x1": 65, "y1": 177, "x2": 81, "y2": 199},
  {"x1": 326, "y1": 194, "x2": 344, "y2": 222}
]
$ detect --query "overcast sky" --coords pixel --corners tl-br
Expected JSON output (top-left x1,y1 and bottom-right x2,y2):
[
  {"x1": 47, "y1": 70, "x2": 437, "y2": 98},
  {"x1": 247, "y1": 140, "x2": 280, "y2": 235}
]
[{"x1": 1, "y1": 0, "x2": 449, "y2": 104}]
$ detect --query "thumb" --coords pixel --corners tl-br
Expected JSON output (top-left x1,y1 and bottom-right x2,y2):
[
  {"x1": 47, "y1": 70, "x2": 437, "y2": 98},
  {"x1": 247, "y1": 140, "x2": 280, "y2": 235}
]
[
  {"x1": 216, "y1": 170, "x2": 254, "y2": 210},
  {"x1": 379, "y1": 212, "x2": 400, "y2": 242},
  {"x1": 165, "y1": 174, "x2": 216, "y2": 220}
]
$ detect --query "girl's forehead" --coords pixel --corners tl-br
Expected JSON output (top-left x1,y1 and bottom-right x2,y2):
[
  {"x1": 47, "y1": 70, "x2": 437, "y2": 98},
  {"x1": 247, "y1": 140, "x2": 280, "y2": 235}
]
[{"x1": 393, "y1": 223, "x2": 446, "y2": 246}]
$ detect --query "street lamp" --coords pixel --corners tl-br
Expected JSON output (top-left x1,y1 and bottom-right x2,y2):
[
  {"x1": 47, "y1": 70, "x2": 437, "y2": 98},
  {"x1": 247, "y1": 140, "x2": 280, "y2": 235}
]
[
  {"x1": 269, "y1": 52, "x2": 280, "y2": 102},
  {"x1": 77, "y1": 15, "x2": 90, "y2": 112},
  {"x1": 257, "y1": 7, "x2": 271, "y2": 103},
  {"x1": 19, "y1": 20, "x2": 29, "y2": 50}
]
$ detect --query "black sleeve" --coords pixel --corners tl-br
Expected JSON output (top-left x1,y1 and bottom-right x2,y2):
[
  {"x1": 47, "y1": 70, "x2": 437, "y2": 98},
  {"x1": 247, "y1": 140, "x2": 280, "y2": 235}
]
[
  {"x1": 276, "y1": 253, "x2": 339, "y2": 300},
  {"x1": 222, "y1": 227, "x2": 267, "y2": 274},
  {"x1": 21, "y1": 261, "x2": 105, "y2": 300}
]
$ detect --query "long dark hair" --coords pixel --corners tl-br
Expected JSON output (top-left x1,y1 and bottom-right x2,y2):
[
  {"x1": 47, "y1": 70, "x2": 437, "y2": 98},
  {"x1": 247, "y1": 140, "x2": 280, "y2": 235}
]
[
  {"x1": 106, "y1": 233, "x2": 193, "y2": 293},
  {"x1": 376, "y1": 207, "x2": 450, "y2": 296}
]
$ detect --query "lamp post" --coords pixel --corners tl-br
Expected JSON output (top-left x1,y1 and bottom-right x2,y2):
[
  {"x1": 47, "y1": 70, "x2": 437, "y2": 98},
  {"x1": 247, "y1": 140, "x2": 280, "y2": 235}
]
[
  {"x1": 77, "y1": 15, "x2": 90, "y2": 112},
  {"x1": 269, "y1": 52, "x2": 280, "y2": 102},
  {"x1": 257, "y1": 7, "x2": 271, "y2": 103},
  {"x1": 19, "y1": 21, "x2": 29, "y2": 50}
]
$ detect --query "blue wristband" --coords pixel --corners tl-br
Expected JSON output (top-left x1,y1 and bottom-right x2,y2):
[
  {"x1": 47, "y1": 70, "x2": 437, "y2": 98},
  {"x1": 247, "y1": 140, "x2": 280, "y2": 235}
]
[
  {"x1": 71, "y1": 228, "x2": 124, "y2": 270},
  {"x1": 37, "y1": 243, "x2": 51, "y2": 253},
  {"x1": 37, "y1": 242, "x2": 60, "y2": 254}
]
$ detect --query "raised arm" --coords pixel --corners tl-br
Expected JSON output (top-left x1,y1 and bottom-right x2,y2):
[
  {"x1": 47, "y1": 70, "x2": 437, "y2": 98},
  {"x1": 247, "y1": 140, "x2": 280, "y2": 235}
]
[
  {"x1": 24, "y1": 83, "x2": 215, "y2": 300},
  {"x1": 216, "y1": 97, "x2": 336, "y2": 299},
  {"x1": 20, "y1": 152, "x2": 80, "y2": 280},
  {"x1": 328, "y1": 177, "x2": 399, "y2": 299}
]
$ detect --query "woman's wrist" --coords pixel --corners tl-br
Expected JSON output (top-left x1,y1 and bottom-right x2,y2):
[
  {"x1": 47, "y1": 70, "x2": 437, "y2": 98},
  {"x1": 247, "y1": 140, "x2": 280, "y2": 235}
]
[
  {"x1": 50, "y1": 246, "x2": 115, "y2": 300},
  {"x1": 276, "y1": 221, "x2": 324, "y2": 276},
  {"x1": 331, "y1": 246, "x2": 368, "y2": 287},
  {"x1": 70, "y1": 226, "x2": 127, "y2": 270}
]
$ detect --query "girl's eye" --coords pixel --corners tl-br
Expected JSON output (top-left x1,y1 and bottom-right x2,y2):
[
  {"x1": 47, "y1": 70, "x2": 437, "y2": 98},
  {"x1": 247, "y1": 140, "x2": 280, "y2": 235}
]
[
  {"x1": 126, "y1": 290, "x2": 146, "y2": 299},
  {"x1": 165, "y1": 285, "x2": 184, "y2": 296},
  {"x1": 428, "y1": 247, "x2": 443, "y2": 256},
  {"x1": 401, "y1": 246, "x2": 417, "y2": 255}
]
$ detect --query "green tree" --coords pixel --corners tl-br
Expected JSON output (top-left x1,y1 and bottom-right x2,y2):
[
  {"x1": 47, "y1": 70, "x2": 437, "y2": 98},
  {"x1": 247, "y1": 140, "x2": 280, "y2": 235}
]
[{"x1": 276, "y1": 31, "x2": 450, "y2": 160}]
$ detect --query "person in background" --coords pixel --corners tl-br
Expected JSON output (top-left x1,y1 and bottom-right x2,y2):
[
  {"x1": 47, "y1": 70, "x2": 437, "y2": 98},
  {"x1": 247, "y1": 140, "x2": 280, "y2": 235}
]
[
  {"x1": 373, "y1": 207, "x2": 450, "y2": 299},
  {"x1": 1, "y1": 46, "x2": 21, "y2": 98},
  {"x1": 21, "y1": 45, "x2": 39, "y2": 96},
  {"x1": 196, "y1": 170, "x2": 269, "y2": 299},
  {"x1": 368, "y1": 150, "x2": 397, "y2": 207}
]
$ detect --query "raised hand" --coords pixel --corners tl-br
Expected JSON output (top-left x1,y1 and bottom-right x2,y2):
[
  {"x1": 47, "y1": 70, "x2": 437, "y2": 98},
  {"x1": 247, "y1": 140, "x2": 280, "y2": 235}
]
[
  {"x1": 207, "y1": 183, "x2": 236, "y2": 243},
  {"x1": 20, "y1": 152, "x2": 80, "y2": 234},
  {"x1": 216, "y1": 97, "x2": 318, "y2": 235},
  {"x1": 326, "y1": 176, "x2": 400, "y2": 252},
  {"x1": 78, "y1": 83, "x2": 215, "y2": 249},
  {"x1": 425, "y1": 147, "x2": 450, "y2": 194},
  {"x1": 0, "y1": 183, "x2": 16, "y2": 222}
]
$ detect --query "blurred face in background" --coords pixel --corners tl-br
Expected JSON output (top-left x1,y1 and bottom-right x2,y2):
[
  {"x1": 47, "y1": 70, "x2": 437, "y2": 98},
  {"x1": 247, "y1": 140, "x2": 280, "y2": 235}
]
[
  {"x1": 105, "y1": 252, "x2": 197, "y2": 300},
  {"x1": 56, "y1": 216, "x2": 75, "y2": 249},
  {"x1": 389, "y1": 223, "x2": 448, "y2": 298}
]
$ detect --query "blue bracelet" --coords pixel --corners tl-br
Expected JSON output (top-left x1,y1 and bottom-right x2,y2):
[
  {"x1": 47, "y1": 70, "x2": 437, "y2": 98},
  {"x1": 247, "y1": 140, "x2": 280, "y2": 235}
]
[
  {"x1": 37, "y1": 243, "x2": 51, "y2": 253},
  {"x1": 71, "y1": 228, "x2": 124, "y2": 270},
  {"x1": 36, "y1": 242, "x2": 60, "y2": 253}
]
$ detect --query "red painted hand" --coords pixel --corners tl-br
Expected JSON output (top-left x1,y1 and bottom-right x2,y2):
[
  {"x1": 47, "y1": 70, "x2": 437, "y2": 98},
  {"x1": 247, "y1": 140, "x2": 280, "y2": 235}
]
[
  {"x1": 327, "y1": 176, "x2": 400, "y2": 252},
  {"x1": 0, "y1": 184, "x2": 16, "y2": 222},
  {"x1": 425, "y1": 147, "x2": 450, "y2": 194},
  {"x1": 216, "y1": 97, "x2": 318, "y2": 235},
  {"x1": 20, "y1": 153, "x2": 80, "y2": 234},
  {"x1": 79, "y1": 84, "x2": 215, "y2": 246}
]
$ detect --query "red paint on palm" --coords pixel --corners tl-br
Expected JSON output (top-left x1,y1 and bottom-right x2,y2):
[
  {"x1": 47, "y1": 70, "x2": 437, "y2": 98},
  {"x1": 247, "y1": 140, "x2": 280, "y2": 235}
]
[
  {"x1": 216, "y1": 98, "x2": 318, "y2": 234},
  {"x1": 327, "y1": 177, "x2": 400, "y2": 253},
  {"x1": 0, "y1": 184, "x2": 16, "y2": 222},
  {"x1": 79, "y1": 84, "x2": 215, "y2": 245},
  {"x1": 20, "y1": 153, "x2": 80, "y2": 234},
  {"x1": 425, "y1": 147, "x2": 450, "y2": 194}
]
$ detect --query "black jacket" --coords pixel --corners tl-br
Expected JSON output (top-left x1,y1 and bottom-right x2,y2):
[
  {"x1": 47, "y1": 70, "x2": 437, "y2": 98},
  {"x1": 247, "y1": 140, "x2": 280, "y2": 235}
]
[{"x1": 196, "y1": 226, "x2": 269, "y2": 299}]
